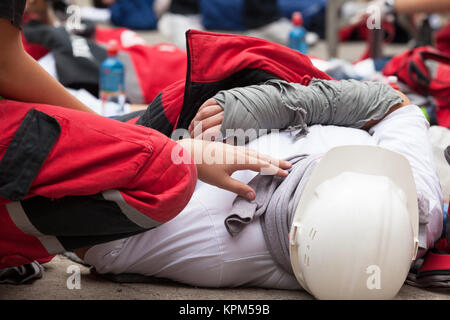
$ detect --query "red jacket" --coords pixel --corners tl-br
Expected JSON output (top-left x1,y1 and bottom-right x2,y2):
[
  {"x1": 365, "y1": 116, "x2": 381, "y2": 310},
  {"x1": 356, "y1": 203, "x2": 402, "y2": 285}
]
[
  {"x1": 128, "y1": 29, "x2": 333, "y2": 135},
  {"x1": 0, "y1": 30, "x2": 331, "y2": 269},
  {"x1": 382, "y1": 46, "x2": 450, "y2": 127},
  {"x1": 0, "y1": 100, "x2": 197, "y2": 269}
]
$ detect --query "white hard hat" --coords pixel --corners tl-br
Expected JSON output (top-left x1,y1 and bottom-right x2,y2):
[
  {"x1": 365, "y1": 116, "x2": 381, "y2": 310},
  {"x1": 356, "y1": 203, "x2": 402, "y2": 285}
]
[{"x1": 289, "y1": 145, "x2": 419, "y2": 300}]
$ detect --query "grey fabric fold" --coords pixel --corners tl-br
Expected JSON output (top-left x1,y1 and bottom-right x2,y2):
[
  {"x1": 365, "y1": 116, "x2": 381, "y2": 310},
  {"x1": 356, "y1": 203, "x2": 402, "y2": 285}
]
[
  {"x1": 214, "y1": 84, "x2": 305, "y2": 139},
  {"x1": 225, "y1": 154, "x2": 321, "y2": 275},
  {"x1": 214, "y1": 78, "x2": 403, "y2": 141}
]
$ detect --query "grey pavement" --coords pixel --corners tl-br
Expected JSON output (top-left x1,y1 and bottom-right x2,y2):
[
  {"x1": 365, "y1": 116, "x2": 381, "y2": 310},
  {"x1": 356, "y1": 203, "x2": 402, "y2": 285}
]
[{"x1": 1, "y1": 255, "x2": 450, "y2": 300}]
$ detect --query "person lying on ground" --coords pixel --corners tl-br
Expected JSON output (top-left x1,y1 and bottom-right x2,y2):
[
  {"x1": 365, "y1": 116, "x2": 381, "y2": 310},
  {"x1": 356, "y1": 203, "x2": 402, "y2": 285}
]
[{"x1": 78, "y1": 78, "x2": 443, "y2": 299}]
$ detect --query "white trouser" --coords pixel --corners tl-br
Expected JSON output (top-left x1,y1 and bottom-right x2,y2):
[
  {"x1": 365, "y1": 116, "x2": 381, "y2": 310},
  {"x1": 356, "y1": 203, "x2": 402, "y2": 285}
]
[
  {"x1": 85, "y1": 106, "x2": 443, "y2": 288},
  {"x1": 85, "y1": 180, "x2": 300, "y2": 289}
]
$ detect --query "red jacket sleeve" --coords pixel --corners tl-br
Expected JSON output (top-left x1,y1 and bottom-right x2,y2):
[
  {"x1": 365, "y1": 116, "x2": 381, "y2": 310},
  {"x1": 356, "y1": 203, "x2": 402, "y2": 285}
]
[{"x1": 0, "y1": 99, "x2": 197, "y2": 223}]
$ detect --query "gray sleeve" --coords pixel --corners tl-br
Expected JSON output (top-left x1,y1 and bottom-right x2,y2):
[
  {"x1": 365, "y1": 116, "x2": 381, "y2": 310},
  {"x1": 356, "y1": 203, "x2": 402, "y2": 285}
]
[{"x1": 213, "y1": 78, "x2": 403, "y2": 139}]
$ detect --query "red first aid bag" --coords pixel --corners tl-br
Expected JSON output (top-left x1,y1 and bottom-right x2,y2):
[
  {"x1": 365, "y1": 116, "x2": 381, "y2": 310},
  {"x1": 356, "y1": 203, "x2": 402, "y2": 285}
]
[
  {"x1": 383, "y1": 46, "x2": 450, "y2": 127},
  {"x1": 435, "y1": 23, "x2": 450, "y2": 55}
]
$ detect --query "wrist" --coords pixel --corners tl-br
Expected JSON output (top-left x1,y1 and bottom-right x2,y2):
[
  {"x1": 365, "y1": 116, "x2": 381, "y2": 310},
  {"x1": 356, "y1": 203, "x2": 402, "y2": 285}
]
[{"x1": 176, "y1": 138, "x2": 199, "y2": 165}]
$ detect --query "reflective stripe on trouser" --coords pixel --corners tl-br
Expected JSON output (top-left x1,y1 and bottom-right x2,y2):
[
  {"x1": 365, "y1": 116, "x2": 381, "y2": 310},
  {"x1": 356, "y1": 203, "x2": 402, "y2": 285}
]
[{"x1": 5, "y1": 190, "x2": 162, "y2": 253}]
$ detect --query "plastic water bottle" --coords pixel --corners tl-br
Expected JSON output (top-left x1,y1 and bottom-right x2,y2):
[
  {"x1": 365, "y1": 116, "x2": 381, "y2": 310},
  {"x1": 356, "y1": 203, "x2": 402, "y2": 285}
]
[
  {"x1": 99, "y1": 40, "x2": 125, "y2": 116},
  {"x1": 288, "y1": 12, "x2": 307, "y2": 54}
]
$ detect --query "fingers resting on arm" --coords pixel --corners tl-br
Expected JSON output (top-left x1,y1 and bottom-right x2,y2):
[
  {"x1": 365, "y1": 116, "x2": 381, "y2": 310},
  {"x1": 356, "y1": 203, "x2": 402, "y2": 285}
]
[{"x1": 176, "y1": 138, "x2": 292, "y2": 200}]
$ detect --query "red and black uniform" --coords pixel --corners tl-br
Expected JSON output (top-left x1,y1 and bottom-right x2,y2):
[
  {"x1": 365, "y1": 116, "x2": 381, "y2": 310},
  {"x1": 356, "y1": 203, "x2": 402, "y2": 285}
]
[
  {"x1": 131, "y1": 29, "x2": 332, "y2": 135},
  {"x1": 0, "y1": 102, "x2": 197, "y2": 269}
]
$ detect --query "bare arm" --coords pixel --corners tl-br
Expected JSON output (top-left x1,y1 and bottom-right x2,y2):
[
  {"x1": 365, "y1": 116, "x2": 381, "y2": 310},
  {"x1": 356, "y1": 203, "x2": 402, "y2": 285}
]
[
  {"x1": 394, "y1": 0, "x2": 450, "y2": 14},
  {"x1": 0, "y1": 18, "x2": 95, "y2": 113}
]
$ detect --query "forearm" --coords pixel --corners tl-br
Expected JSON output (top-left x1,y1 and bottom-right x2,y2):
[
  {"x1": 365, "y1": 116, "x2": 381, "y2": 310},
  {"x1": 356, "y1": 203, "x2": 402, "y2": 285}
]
[
  {"x1": 214, "y1": 83, "x2": 301, "y2": 137},
  {"x1": 394, "y1": 0, "x2": 450, "y2": 14},
  {"x1": 214, "y1": 79, "x2": 404, "y2": 137},
  {"x1": 0, "y1": 19, "x2": 95, "y2": 113}
]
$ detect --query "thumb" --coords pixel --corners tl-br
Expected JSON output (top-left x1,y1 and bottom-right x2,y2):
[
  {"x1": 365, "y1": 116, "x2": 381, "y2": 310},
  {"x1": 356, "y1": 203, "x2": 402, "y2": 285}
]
[{"x1": 219, "y1": 176, "x2": 256, "y2": 201}]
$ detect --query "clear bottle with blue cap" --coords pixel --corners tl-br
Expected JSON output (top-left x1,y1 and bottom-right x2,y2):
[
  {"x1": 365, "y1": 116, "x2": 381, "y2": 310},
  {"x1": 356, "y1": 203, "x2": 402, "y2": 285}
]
[
  {"x1": 99, "y1": 40, "x2": 126, "y2": 116},
  {"x1": 288, "y1": 11, "x2": 308, "y2": 54}
]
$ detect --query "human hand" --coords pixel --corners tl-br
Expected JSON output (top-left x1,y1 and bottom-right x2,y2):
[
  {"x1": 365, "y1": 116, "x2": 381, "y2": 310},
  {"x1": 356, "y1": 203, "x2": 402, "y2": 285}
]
[
  {"x1": 176, "y1": 138, "x2": 292, "y2": 200},
  {"x1": 188, "y1": 98, "x2": 224, "y2": 141}
]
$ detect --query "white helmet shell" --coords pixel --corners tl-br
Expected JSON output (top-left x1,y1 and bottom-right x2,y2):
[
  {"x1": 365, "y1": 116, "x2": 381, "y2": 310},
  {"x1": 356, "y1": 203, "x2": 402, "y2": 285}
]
[{"x1": 289, "y1": 145, "x2": 419, "y2": 300}]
